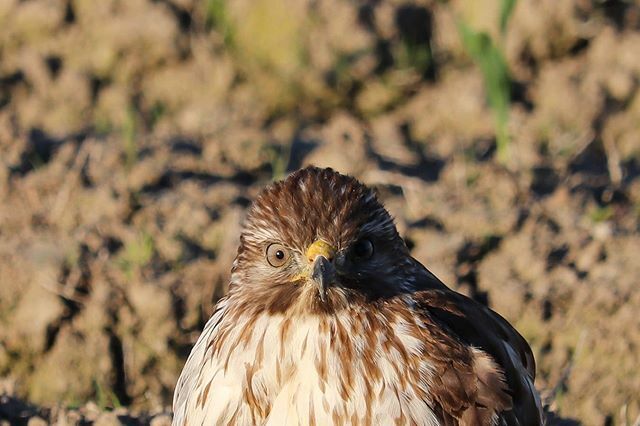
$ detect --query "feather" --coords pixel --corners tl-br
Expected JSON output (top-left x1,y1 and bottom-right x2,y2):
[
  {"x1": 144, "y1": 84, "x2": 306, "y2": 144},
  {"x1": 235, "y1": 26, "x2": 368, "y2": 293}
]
[{"x1": 171, "y1": 167, "x2": 543, "y2": 425}]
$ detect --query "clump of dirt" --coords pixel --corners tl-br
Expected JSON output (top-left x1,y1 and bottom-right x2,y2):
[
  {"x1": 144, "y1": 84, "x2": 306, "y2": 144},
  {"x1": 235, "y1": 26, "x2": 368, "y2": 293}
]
[{"x1": 1, "y1": 0, "x2": 640, "y2": 424}]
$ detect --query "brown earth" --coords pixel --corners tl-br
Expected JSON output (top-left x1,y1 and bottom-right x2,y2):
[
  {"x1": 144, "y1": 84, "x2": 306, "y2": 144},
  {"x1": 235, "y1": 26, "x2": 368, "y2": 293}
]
[{"x1": 1, "y1": 0, "x2": 640, "y2": 425}]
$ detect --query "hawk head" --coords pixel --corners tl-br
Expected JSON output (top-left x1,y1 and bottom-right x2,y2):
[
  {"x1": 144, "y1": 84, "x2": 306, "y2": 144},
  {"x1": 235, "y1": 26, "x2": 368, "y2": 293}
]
[{"x1": 230, "y1": 166, "x2": 418, "y2": 314}]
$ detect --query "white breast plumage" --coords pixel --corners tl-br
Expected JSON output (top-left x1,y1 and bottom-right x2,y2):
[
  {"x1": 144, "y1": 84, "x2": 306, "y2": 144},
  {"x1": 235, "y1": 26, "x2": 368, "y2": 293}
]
[{"x1": 172, "y1": 298, "x2": 441, "y2": 426}]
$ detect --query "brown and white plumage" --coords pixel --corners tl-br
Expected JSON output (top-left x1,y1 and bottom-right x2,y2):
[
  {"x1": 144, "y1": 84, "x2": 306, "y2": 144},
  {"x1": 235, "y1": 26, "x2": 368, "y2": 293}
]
[{"x1": 173, "y1": 167, "x2": 543, "y2": 425}]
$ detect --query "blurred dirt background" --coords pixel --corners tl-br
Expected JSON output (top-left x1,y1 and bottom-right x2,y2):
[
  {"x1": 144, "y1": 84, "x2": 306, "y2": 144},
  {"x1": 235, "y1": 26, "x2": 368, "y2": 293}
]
[{"x1": 1, "y1": 0, "x2": 640, "y2": 424}]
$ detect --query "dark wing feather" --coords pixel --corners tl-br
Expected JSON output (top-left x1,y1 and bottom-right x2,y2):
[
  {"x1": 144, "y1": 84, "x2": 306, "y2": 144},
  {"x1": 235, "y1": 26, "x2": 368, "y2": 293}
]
[{"x1": 414, "y1": 265, "x2": 543, "y2": 425}]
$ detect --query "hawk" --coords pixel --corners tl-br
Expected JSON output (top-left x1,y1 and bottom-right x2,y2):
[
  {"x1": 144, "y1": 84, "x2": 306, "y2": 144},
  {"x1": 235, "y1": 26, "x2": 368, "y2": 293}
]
[{"x1": 173, "y1": 167, "x2": 543, "y2": 425}]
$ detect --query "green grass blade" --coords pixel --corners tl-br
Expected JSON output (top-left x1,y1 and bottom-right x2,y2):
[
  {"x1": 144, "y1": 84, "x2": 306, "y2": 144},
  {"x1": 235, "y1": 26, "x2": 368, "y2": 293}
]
[
  {"x1": 499, "y1": 0, "x2": 517, "y2": 35},
  {"x1": 458, "y1": 21, "x2": 512, "y2": 163}
]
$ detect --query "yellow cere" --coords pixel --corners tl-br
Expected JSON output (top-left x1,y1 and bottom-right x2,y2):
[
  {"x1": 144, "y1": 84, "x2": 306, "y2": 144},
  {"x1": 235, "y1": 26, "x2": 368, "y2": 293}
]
[
  {"x1": 306, "y1": 240, "x2": 336, "y2": 263},
  {"x1": 290, "y1": 240, "x2": 337, "y2": 283}
]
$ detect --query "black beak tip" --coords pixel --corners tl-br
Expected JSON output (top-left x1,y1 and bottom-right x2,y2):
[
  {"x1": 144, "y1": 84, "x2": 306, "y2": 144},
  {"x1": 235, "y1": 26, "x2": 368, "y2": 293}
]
[{"x1": 311, "y1": 256, "x2": 334, "y2": 301}]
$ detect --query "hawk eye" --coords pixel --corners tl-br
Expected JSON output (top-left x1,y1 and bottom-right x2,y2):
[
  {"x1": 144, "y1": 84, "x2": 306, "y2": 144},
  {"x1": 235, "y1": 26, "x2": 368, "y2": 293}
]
[
  {"x1": 352, "y1": 238, "x2": 374, "y2": 260},
  {"x1": 266, "y1": 243, "x2": 289, "y2": 267}
]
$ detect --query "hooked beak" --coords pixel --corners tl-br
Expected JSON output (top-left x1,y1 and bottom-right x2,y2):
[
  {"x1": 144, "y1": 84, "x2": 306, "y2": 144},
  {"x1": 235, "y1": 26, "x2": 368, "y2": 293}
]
[
  {"x1": 306, "y1": 240, "x2": 336, "y2": 303},
  {"x1": 311, "y1": 256, "x2": 335, "y2": 302}
]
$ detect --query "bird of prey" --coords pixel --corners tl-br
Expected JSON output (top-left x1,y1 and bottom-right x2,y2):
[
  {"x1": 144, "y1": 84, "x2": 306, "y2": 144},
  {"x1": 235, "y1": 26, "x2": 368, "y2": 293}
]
[{"x1": 173, "y1": 166, "x2": 543, "y2": 425}]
